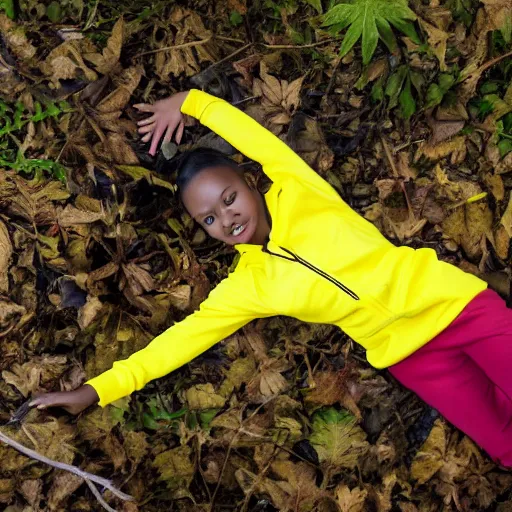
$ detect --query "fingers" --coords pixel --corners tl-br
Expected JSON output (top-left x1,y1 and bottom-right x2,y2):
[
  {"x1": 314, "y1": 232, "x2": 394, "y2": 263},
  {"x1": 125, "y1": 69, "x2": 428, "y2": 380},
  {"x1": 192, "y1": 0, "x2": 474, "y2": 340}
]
[
  {"x1": 163, "y1": 124, "x2": 174, "y2": 144},
  {"x1": 133, "y1": 103, "x2": 156, "y2": 113},
  {"x1": 175, "y1": 119, "x2": 185, "y2": 144},
  {"x1": 137, "y1": 114, "x2": 156, "y2": 127},
  {"x1": 141, "y1": 132, "x2": 153, "y2": 143},
  {"x1": 149, "y1": 123, "x2": 167, "y2": 156},
  {"x1": 138, "y1": 123, "x2": 155, "y2": 135},
  {"x1": 29, "y1": 394, "x2": 60, "y2": 410}
]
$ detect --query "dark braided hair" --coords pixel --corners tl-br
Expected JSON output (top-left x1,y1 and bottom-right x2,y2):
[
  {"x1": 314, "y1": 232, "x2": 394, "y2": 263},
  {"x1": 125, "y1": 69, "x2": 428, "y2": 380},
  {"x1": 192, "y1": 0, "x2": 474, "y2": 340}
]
[{"x1": 174, "y1": 148, "x2": 241, "y2": 195}]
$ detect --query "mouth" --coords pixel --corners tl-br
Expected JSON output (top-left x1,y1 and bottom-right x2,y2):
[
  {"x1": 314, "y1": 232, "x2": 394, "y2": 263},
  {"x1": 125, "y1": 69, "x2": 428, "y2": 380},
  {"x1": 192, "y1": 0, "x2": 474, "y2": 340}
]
[{"x1": 230, "y1": 223, "x2": 246, "y2": 237}]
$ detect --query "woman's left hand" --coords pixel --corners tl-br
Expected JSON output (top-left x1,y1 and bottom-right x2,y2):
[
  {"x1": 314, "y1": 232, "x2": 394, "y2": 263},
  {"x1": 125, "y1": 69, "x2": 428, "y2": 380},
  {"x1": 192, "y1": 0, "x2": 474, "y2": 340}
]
[{"x1": 134, "y1": 91, "x2": 189, "y2": 156}]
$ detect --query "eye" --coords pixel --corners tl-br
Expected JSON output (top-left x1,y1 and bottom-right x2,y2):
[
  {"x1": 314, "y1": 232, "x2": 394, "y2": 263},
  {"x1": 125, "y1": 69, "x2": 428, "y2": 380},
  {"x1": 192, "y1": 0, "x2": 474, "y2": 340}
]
[
  {"x1": 204, "y1": 215, "x2": 214, "y2": 226},
  {"x1": 225, "y1": 192, "x2": 236, "y2": 205}
]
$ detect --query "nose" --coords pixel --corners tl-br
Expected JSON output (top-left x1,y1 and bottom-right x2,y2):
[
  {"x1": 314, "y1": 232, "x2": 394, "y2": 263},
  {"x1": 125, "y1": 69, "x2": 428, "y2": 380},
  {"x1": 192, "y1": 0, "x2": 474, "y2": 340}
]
[{"x1": 221, "y1": 208, "x2": 237, "y2": 231}]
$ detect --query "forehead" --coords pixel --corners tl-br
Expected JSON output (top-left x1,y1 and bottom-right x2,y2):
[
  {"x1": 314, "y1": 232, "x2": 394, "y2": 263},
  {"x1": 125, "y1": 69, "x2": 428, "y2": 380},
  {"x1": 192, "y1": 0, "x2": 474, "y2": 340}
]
[{"x1": 181, "y1": 165, "x2": 244, "y2": 213}]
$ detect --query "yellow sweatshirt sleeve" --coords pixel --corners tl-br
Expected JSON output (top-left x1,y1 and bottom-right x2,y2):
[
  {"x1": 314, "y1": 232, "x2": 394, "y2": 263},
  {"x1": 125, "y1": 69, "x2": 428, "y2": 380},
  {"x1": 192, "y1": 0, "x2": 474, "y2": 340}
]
[
  {"x1": 181, "y1": 89, "x2": 335, "y2": 195},
  {"x1": 85, "y1": 269, "x2": 268, "y2": 407}
]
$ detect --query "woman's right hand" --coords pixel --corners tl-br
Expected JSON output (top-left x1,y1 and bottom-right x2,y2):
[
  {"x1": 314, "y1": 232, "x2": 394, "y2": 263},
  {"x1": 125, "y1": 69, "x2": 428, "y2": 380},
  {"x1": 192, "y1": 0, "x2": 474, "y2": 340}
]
[
  {"x1": 30, "y1": 384, "x2": 100, "y2": 415},
  {"x1": 134, "y1": 91, "x2": 190, "y2": 156}
]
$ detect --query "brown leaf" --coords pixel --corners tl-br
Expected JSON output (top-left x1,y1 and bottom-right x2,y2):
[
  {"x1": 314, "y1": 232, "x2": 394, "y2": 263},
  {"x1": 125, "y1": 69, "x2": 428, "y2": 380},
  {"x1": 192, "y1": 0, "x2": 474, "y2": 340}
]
[
  {"x1": 2, "y1": 355, "x2": 67, "y2": 397},
  {"x1": 416, "y1": 136, "x2": 467, "y2": 164},
  {"x1": 78, "y1": 296, "x2": 104, "y2": 330},
  {"x1": 78, "y1": 406, "x2": 118, "y2": 442},
  {"x1": 121, "y1": 263, "x2": 155, "y2": 296},
  {"x1": 40, "y1": 41, "x2": 98, "y2": 82},
  {"x1": 102, "y1": 433, "x2": 127, "y2": 471},
  {"x1": 57, "y1": 204, "x2": 104, "y2": 227},
  {"x1": 283, "y1": 75, "x2": 305, "y2": 112},
  {"x1": 419, "y1": 19, "x2": 449, "y2": 71},
  {"x1": 0, "y1": 479, "x2": 15, "y2": 503},
  {"x1": 411, "y1": 420, "x2": 447, "y2": 484},
  {"x1": 305, "y1": 371, "x2": 361, "y2": 419},
  {"x1": 430, "y1": 120, "x2": 465, "y2": 145},
  {"x1": 228, "y1": 0, "x2": 247, "y2": 14},
  {"x1": 336, "y1": 485, "x2": 368, "y2": 512},
  {"x1": 19, "y1": 479, "x2": 42, "y2": 508},
  {"x1": 183, "y1": 383, "x2": 226, "y2": 410},
  {"x1": 23, "y1": 418, "x2": 76, "y2": 465},
  {"x1": 0, "y1": 299, "x2": 26, "y2": 329},
  {"x1": 0, "y1": 221, "x2": 12, "y2": 293},
  {"x1": 47, "y1": 471, "x2": 83, "y2": 510},
  {"x1": 153, "y1": 445, "x2": 195, "y2": 492},
  {"x1": 95, "y1": 66, "x2": 142, "y2": 115},
  {"x1": 168, "y1": 285, "x2": 191, "y2": 311},
  {"x1": 501, "y1": 192, "x2": 512, "y2": 237},
  {"x1": 123, "y1": 431, "x2": 149, "y2": 467},
  {"x1": 85, "y1": 17, "x2": 124, "y2": 74},
  {"x1": 484, "y1": 173, "x2": 505, "y2": 201},
  {"x1": 0, "y1": 15, "x2": 36, "y2": 60}
]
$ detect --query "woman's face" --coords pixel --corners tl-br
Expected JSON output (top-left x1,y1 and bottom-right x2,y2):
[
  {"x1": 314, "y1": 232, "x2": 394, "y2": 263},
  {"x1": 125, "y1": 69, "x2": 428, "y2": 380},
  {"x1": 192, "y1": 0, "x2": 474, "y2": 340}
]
[{"x1": 181, "y1": 166, "x2": 270, "y2": 246}]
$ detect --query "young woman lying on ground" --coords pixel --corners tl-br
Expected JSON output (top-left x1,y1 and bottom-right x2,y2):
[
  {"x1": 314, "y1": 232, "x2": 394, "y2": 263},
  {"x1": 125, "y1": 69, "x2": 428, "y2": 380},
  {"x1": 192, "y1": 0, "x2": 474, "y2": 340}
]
[{"x1": 32, "y1": 89, "x2": 512, "y2": 468}]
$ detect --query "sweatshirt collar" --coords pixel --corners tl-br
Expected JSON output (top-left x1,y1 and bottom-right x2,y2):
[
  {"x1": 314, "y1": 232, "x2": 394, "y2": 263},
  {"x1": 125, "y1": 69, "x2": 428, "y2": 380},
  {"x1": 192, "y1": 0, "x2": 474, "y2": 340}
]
[{"x1": 235, "y1": 181, "x2": 282, "y2": 255}]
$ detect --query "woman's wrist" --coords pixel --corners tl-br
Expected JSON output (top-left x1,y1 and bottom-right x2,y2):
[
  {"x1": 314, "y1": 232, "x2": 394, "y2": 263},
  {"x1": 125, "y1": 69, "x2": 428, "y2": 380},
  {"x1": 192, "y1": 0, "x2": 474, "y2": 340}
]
[{"x1": 77, "y1": 384, "x2": 100, "y2": 406}]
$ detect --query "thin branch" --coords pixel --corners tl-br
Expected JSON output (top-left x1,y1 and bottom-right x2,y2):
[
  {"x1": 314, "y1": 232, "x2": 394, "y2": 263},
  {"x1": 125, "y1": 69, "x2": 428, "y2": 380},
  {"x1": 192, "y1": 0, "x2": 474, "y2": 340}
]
[
  {"x1": 209, "y1": 43, "x2": 253, "y2": 68},
  {"x1": 0, "y1": 430, "x2": 133, "y2": 502},
  {"x1": 380, "y1": 135, "x2": 399, "y2": 178},
  {"x1": 133, "y1": 36, "x2": 212, "y2": 58},
  {"x1": 461, "y1": 49, "x2": 512, "y2": 82},
  {"x1": 215, "y1": 35, "x2": 247, "y2": 44},
  {"x1": 261, "y1": 38, "x2": 339, "y2": 49},
  {"x1": 86, "y1": 478, "x2": 117, "y2": 512}
]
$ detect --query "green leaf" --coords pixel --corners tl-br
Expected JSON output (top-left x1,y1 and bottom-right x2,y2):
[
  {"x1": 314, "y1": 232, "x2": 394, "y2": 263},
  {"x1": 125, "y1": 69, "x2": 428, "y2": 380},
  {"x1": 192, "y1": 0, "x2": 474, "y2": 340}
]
[
  {"x1": 385, "y1": 65, "x2": 407, "y2": 109},
  {"x1": 229, "y1": 10, "x2": 243, "y2": 26},
  {"x1": 410, "y1": 70, "x2": 425, "y2": 95},
  {"x1": 323, "y1": 0, "x2": 417, "y2": 64},
  {"x1": 498, "y1": 139, "x2": 512, "y2": 158},
  {"x1": 399, "y1": 77, "x2": 416, "y2": 119},
  {"x1": 304, "y1": 0, "x2": 323, "y2": 14},
  {"x1": 425, "y1": 73, "x2": 456, "y2": 108},
  {"x1": 308, "y1": 407, "x2": 369, "y2": 469},
  {"x1": 371, "y1": 75, "x2": 385, "y2": 102},
  {"x1": 0, "y1": 0, "x2": 15, "y2": 19},
  {"x1": 199, "y1": 408, "x2": 220, "y2": 429},
  {"x1": 426, "y1": 84, "x2": 444, "y2": 108},
  {"x1": 376, "y1": 17, "x2": 397, "y2": 52},
  {"x1": 46, "y1": 1, "x2": 62, "y2": 23}
]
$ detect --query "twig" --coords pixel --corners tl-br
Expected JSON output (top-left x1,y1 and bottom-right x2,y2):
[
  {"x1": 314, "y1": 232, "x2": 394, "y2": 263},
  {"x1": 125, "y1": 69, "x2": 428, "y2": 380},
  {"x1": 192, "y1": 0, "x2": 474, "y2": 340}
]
[
  {"x1": 0, "y1": 430, "x2": 133, "y2": 503},
  {"x1": 261, "y1": 38, "x2": 338, "y2": 49},
  {"x1": 86, "y1": 478, "x2": 117, "y2": 512},
  {"x1": 461, "y1": 49, "x2": 512, "y2": 82},
  {"x1": 209, "y1": 43, "x2": 253, "y2": 68},
  {"x1": 215, "y1": 35, "x2": 247, "y2": 44},
  {"x1": 380, "y1": 135, "x2": 399, "y2": 178},
  {"x1": 133, "y1": 36, "x2": 212, "y2": 58},
  {"x1": 323, "y1": 55, "x2": 342, "y2": 99}
]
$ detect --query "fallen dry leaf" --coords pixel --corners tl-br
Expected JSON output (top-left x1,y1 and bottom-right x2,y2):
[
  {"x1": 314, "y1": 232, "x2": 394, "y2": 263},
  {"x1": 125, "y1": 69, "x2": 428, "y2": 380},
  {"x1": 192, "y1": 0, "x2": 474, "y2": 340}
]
[{"x1": 0, "y1": 221, "x2": 12, "y2": 293}]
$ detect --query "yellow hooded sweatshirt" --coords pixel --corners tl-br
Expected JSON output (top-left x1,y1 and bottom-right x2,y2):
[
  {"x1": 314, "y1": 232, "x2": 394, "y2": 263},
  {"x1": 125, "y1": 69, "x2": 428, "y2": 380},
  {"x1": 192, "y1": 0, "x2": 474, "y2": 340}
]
[{"x1": 87, "y1": 90, "x2": 487, "y2": 407}]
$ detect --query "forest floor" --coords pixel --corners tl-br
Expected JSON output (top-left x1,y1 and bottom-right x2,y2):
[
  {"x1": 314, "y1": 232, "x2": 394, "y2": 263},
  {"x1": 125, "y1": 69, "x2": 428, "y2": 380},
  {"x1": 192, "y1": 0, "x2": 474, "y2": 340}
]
[{"x1": 0, "y1": 0, "x2": 512, "y2": 511}]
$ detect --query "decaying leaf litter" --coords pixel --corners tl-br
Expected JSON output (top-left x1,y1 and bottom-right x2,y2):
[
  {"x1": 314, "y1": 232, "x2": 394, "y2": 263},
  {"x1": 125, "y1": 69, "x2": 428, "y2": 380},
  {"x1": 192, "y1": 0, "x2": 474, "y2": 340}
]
[{"x1": 0, "y1": 0, "x2": 511, "y2": 510}]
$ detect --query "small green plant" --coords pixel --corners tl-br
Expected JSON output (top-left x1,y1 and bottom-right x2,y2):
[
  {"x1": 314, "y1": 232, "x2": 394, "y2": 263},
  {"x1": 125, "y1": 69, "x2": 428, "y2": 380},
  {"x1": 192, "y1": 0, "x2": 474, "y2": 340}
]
[
  {"x1": 425, "y1": 71, "x2": 458, "y2": 109},
  {"x1": 371, "y1": 64, "x2": 424, "y2": 119},
  {"x1": 446, "y1": 0, "x2": 477, "y2": 27},
  {"x1": 322, "y1": 0, "x2": 420, "y2": 65},
  {"x1": 496, "y1": 114, "x2": 512, "y2": 157},
  {"x1": 0, "y1": 0, "x2": 15, "y2": 19},
  {"x1": 0, "y1": 99, "x2": 70, "y2": 183}
]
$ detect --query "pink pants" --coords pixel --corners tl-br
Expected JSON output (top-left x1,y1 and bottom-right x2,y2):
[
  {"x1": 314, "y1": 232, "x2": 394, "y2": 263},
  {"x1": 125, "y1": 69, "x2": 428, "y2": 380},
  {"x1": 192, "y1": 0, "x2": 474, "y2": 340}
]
[{"x1": 389, "y1": 289, "x2": 512, "y2": 467}]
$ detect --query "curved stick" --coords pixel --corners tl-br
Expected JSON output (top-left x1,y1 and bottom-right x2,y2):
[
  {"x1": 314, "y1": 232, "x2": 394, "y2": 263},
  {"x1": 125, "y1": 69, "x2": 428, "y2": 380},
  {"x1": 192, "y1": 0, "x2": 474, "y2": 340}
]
[{"x1": 0, "y1": 430, "x2": 133, "y2": 502}]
